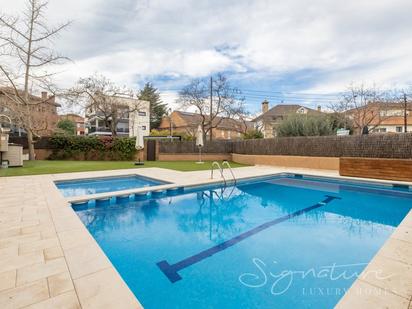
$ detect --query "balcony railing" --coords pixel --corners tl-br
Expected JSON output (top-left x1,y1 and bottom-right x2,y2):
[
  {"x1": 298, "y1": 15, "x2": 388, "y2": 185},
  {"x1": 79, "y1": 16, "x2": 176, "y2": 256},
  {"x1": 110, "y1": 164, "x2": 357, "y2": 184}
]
[{"x1": 88, "y1": 127, "x2": 129, "y2": 134}]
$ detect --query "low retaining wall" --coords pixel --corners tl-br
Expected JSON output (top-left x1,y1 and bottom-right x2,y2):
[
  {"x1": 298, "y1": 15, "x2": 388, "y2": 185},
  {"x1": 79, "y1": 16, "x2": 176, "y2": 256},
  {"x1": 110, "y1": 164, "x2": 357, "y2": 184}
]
[
  {"x1": 232, "y1": 154, "x2": 339, "y2": 170},
  {"x1": 158, "y1": 153, "x2": 232, "y2": 161},
  {"x1": 340, "y1": 157, "x2": 412, "y2": 182}
]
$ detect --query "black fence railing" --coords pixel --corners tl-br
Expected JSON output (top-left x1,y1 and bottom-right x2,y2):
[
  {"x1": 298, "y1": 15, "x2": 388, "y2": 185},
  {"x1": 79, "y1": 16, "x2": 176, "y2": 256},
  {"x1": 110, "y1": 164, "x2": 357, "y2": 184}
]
[{"x1": 88, "y1": 127, "x2": 129, "y2": 134}]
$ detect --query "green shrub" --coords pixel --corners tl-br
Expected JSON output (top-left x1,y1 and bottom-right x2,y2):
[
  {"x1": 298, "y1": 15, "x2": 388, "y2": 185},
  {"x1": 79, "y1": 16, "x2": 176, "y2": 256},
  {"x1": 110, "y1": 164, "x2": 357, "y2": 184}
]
[
  {"x1": 150, "y1": 129, "x2": 194, "y2": 141},
  {"x1": 277, "y1": 114, "x2": 341, "y2": 137},
  {"x1": 242, "y1": 129, "x2": 264, "y2": 139},
  {"x1": 48, "y1": 135, "x2": 137, "y2": 160},
  {"x1": 56, "y1": 119, "x2": 76, "y2": 135}
]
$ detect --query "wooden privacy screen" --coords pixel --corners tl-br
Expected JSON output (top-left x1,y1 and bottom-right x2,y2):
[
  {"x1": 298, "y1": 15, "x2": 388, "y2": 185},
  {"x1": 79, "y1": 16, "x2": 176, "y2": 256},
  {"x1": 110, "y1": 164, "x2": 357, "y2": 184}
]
[{"x1": 340, "y1": 157, "x2": 412, "y2": 182}]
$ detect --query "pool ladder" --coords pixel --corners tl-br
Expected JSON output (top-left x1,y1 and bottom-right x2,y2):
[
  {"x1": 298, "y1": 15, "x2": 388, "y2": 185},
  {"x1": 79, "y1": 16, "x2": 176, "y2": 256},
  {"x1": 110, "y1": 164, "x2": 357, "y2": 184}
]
[{"x1": 210, "y1": 161, "x2": 237, "y2": 186}]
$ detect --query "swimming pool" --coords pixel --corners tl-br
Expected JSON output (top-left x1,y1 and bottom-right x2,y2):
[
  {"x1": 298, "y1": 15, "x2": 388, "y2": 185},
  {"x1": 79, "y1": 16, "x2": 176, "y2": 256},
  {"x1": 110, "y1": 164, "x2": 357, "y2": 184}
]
[
  {"x1": 73, "y1": 174, "x2": 412, "y2": 308},
  {"x1": 55, "y1": 175, "x2": 166, "y2": 197}
]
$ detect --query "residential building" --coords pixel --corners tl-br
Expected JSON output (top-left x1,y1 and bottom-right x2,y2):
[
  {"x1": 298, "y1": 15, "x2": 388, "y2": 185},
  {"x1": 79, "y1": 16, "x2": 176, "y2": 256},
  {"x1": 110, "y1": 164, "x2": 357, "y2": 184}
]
[
  {"x1": 59, "y1": 114, "x2": 85, "y2": 135},
  {"x1": 346, "y1": 102, "x2": 412, "y2": 134},
  {"x1": 253, "y1": 100, "x2": 322, "y2": 138},
  {"x1": 158, "y1": 110, "x2": 253, "y2": 140},
  {"x1": 85, "y1": 96, "x2": 150, "y2": 137},
  {"x1": 0, "y1": 88, "x2": 60, "y2": 136}
]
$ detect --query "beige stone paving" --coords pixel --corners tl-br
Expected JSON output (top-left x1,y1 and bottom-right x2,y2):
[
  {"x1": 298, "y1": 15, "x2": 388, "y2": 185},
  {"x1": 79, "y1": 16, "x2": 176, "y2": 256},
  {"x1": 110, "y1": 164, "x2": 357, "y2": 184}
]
[{"x1": 0, "y1": 165, "x2": 411, "y2": 308}]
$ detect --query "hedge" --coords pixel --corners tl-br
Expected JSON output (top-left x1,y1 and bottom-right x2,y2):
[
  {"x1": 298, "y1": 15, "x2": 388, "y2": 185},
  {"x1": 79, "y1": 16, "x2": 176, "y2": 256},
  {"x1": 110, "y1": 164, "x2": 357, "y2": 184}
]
[{"x1": 48, "y1": 135, "x2": 137, "y2": 161}]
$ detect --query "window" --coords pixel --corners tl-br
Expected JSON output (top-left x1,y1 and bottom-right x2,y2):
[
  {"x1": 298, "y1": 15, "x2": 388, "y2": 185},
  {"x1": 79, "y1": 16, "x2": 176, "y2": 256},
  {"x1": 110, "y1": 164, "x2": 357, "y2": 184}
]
[
  {"x1": 381, "y1": 110, "x2": 404, "y2": 117},
  {"x1": 141, "y1": 126, "x2": 146, "y2": 130},
  {"x1": 138, "y1": 111, "x2": 146, "y2": 116},
  {"x1": 297, "y1": 107, "x2": 307, "y2": 114},
  {"x1": 377, "y1": 128, "x2": 387, "y2": 133},
  {"x1": 396, "y1": 126, "x2": 403, "y2": 133}
]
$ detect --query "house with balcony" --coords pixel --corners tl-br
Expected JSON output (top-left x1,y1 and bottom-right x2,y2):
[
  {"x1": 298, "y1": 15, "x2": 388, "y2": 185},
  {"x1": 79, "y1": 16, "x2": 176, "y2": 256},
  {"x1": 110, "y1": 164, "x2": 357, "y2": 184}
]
[
  {"x1": 346, "y1": 102, "x2": 412, "y2": 134},
  {"x1": 0, "y1": 88, "x2": 60, "y2": 137},
  {"x1": 85, "y1": 95, "x2": 150, "y2": 137}
]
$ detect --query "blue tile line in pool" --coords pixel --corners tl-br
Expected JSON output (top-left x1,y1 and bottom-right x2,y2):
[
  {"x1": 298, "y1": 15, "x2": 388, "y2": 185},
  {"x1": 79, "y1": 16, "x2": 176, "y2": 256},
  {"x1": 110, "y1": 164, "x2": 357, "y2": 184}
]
[{"x1": 156, "y1": 194, "x2": 341, "y2": 283}]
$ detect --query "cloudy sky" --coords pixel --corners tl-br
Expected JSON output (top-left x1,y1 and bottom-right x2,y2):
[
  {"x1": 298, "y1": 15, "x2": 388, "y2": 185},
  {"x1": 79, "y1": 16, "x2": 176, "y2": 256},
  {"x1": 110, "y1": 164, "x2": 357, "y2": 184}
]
[{"x1": 1, "y1": 0, "x2": 412, "y2": 113}]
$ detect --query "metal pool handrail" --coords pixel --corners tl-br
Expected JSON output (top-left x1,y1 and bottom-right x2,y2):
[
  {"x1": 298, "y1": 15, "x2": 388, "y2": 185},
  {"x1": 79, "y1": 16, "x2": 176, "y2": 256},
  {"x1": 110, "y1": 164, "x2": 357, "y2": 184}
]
[
  {"x1": 222, "y1": 160, "x2": 237, "y2": 185},
  {"x1": 210, "y1": 161, "x2": 227, "y2": 187}
]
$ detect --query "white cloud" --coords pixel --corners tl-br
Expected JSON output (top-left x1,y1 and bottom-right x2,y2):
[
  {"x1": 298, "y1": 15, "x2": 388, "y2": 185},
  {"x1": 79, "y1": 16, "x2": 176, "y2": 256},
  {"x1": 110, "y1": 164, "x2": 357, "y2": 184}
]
[{"x1": 1, "y1": 0, "x2": 412, "y2": 108}]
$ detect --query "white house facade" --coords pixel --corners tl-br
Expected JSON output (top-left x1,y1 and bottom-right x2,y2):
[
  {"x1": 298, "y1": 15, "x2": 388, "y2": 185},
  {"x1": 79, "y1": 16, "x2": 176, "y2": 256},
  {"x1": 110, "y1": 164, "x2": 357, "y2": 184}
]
[{"x1": 86, "y1": 96, "x2": 150, "y2": 137}]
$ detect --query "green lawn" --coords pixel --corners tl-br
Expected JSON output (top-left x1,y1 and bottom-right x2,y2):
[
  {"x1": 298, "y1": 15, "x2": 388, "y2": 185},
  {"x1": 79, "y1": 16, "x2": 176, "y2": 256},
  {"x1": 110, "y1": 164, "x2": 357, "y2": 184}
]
[{"x1": 0, "y1": 160, "x2": 250, "y2": 177}]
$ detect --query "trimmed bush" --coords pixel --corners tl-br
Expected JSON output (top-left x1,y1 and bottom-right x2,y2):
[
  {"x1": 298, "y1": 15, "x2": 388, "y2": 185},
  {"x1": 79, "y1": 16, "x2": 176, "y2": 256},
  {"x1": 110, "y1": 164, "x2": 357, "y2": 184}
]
[
  {"x1": 243, "y1": 129, "x2": 264, "y2": 139},
  {"x1": 48, "y1": 135, "x2": 137, "y2": 160}
]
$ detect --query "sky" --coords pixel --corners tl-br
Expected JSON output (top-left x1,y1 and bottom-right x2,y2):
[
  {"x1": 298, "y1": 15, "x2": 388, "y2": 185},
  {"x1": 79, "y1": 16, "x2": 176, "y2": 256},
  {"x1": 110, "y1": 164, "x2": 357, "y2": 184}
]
[{"x1": 1, "y1": 0, "x2": 412, "y2": 114}]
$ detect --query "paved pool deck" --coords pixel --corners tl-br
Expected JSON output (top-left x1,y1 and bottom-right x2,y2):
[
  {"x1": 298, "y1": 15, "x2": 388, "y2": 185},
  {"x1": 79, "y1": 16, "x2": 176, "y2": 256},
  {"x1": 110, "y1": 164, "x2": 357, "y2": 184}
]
[{"x1": 0, "y1": 165, "x2": 411, "y2": 308}]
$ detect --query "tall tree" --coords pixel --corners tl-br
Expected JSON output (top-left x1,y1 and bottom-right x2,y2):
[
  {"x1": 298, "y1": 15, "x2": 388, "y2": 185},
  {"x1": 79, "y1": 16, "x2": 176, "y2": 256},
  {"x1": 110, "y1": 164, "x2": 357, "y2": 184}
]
[
  {"x1": 138, "y1": 83, "x2": 167, "y2": 129},
  {"x1": 0, "y1": 0, "x2": 70, "y2": 159},
  {"x1": 178, "y1": 73, "x2": 247, "y2": 141},
  {"x1": 67, "y1": 74, "x2": 143, "y2": 136}
]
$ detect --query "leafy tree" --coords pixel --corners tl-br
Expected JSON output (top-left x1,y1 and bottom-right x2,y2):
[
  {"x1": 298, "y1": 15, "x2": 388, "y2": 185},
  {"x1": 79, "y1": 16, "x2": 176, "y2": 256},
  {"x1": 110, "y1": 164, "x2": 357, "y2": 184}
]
[
  {"x1": 138, "y1": 83, "x2": 167, "y2": 129},
  {"x1": 277, "y1": 114, "x2": 336, "y2": 137},
  {"x1": 326, "y1": 112, "x2": 353, "y2": 133},
  {"x1": 57, "y1": 119, "x2": 76, "y2": 135},
  {"x1": 243, "y1": 129, "x2": 263, "y2": 139}
]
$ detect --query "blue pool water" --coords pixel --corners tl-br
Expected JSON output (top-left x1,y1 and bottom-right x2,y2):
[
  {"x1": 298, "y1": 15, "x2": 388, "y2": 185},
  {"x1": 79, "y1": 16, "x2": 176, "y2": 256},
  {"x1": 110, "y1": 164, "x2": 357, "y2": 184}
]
[
  {"x1": 56, "y1": 175, "x2": 165, "y2": 197},
  {"x1": 73, "y1": 175, "x2": 412, "y2": 308}
]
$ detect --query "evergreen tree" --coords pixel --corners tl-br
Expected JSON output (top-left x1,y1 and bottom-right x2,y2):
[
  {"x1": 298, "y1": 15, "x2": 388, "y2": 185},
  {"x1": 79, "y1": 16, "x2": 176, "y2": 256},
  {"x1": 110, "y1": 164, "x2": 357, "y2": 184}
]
[
  {"x1": 138, "y1": 83, "x2": 168, "y2": 129},
  {"x1": 57, "y1": 119, "x2": 76, "y2": 135}
]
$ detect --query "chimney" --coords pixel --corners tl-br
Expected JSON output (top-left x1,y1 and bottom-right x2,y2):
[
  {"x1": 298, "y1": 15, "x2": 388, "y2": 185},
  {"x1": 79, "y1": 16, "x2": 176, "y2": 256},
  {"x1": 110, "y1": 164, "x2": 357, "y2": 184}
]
[
  {"x1": 262, "y1": 100, "x2": 269, "y2": 113},
  {"x1": 317, "y1": 105, "x2": 321, "y2": 112},
  {"x1": 41, "y1": 91, "x2": 47, "y2": 100}
]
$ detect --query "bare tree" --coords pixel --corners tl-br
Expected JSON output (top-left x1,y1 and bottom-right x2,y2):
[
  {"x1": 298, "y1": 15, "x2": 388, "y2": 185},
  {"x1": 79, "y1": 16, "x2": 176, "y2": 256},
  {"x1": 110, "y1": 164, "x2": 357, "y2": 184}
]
[
  {"x1": 0, "y1": 0, "x2": 70, "y2": 159},
  {"x1": 67, "y1": 74, "x2": 144, "y2": 136},
  {"x1": 387, "y1": 87, "x2": 412, "y2": 133},
  {"x1": 332, "y1": 83, "x2": 392, "y2": 135},
  {"x1": 178, "y1": 73, "x2": 247, "y2": 141}
]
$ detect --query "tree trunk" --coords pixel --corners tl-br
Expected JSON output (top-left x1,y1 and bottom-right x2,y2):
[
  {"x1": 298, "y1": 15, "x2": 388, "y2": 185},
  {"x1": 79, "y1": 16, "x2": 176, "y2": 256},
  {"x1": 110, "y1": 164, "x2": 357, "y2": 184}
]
[
  {"x1": 27, "y1": 130, "x2": 35, "y2": 160},
  {"x1": 111, "y1": 122, "x2": 117, "y2": 136},
  {"x1": 24, "y1": 1, "x2": 35, "y2": 159}
]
